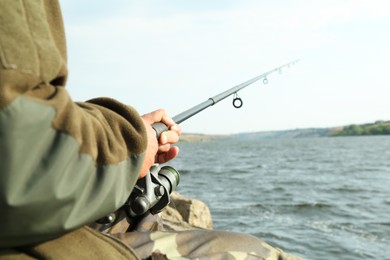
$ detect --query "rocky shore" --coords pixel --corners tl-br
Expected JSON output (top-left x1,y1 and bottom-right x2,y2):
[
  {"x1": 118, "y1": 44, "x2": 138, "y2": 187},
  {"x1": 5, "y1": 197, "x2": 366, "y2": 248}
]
[{"x1": 161, "y1": 192, "x2": 303, "y2": 260}]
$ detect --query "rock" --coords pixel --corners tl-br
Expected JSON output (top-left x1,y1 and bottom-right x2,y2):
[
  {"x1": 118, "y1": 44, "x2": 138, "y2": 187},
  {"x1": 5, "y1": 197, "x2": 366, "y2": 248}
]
[{"x1": 160, "y1": 192, "x2": 213, "y2": 230}]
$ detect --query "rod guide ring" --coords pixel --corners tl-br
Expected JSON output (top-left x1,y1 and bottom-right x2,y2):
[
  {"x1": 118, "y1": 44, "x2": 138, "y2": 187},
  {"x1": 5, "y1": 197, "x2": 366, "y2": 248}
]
[{"x1": 232, "y1": 93, "x2": 243, "y2": 108}]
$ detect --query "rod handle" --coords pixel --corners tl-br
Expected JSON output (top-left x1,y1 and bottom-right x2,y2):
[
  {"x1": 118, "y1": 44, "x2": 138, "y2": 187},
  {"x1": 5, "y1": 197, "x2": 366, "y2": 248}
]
[{"x1": 152, "y1": 122, "x2": 169, "y2": 139}]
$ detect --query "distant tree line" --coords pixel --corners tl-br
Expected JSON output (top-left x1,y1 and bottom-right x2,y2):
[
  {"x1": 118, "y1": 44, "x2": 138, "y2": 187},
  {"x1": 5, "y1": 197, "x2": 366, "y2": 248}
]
[{"x1": 332, "y1": 120, "x2": 390, "y2": 136}]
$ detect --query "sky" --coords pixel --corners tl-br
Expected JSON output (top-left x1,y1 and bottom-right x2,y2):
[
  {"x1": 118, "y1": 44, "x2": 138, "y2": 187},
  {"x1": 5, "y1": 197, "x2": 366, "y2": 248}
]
[{"x1": 61, "y1": 0, "x2": 390, "y2": 134}]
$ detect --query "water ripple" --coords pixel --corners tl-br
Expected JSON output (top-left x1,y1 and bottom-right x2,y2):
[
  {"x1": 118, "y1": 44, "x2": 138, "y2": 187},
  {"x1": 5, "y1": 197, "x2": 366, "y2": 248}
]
[{"x1": 174, "y1": 136, "x2": 390, "y2": 260}]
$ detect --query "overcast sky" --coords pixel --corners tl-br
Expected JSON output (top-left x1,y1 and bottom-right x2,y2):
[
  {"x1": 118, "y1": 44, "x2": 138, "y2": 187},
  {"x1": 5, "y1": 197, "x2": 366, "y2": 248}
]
[{"x1": 61, "y1": 0, "x2": 390, "y2": 134}]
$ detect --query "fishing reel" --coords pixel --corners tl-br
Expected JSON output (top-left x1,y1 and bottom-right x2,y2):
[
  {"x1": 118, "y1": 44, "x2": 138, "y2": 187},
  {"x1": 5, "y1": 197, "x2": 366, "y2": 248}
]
[
  {"x1": 123, "y1": 164, "x2": 180, "y2": 217},
  {"x1": 94, "y1": 164, "x2": 180, "y2": 227}
]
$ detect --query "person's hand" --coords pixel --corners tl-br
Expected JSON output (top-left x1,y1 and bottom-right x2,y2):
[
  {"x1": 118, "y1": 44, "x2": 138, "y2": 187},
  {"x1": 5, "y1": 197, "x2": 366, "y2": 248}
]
[{"x1": 139, "y1": 109, "x2": 181, "y2": 178}]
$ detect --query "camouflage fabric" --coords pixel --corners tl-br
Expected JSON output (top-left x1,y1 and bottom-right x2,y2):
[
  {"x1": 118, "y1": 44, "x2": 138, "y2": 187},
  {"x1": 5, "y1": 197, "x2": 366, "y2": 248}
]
[
  {"x1": 105, "y1": 214, "x2": 303, "y2": 260},
  {"x1": 115, "y1": 229, "x2": 301, "y2": 260}
]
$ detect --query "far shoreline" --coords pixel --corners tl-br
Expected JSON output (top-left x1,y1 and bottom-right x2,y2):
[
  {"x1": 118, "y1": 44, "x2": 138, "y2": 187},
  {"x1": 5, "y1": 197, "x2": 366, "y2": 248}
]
[{"x1": 179, "y1": 133, "x2": 228, "y2": 142}]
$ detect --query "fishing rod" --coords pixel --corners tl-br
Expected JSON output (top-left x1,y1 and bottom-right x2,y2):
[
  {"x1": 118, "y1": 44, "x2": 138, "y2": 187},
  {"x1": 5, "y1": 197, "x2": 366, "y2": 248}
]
[
  {"x1": 94, "y1": 60, "x2": 299, "y2": 230},
  {"x1": 129, "y1": 59, "x2": 300, "y2": 217},
  {"x1": 152, "y1": 59, "x2": 299, "y2": 136}
]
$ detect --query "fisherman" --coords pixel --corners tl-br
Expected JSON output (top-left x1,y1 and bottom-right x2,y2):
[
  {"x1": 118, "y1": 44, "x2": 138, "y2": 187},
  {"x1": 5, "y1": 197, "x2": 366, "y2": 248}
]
[{"x1": 0, "y1": 1, "x2": 302, "y2": 259}]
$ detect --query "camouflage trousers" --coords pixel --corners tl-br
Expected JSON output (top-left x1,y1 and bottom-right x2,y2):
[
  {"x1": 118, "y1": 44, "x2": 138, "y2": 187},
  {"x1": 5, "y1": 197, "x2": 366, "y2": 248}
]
[
  {"x1": 0, "y1": 215, "x2": 302, "y2": 260},
  {"x1": 115, "y1": 229, "x2": 300, "y2": 260},
  {"x1": 107, "y1": 214, "x2": 303, "y2": 260}
]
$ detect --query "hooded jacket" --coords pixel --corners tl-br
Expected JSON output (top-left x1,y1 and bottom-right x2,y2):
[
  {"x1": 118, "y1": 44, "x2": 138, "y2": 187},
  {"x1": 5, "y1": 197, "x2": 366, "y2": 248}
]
[{"x1": 0, "y1": 0, "x2": 147, "y2": 250}]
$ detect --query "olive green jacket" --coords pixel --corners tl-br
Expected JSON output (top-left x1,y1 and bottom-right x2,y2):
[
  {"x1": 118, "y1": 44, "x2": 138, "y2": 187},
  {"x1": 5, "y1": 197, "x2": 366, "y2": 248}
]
[{"x1": 0, "y1": 0, "x2": 147, "y2": 249}]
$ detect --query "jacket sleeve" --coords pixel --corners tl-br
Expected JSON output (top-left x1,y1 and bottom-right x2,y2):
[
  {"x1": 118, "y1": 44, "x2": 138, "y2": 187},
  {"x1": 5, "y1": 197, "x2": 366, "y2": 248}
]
[{"x1": 0, "y1": 0, "x2": 148, "y2": 247}]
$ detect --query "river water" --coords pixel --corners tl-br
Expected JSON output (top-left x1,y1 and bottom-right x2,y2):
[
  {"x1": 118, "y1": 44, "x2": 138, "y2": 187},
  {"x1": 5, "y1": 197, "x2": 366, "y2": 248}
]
[{"x1": 169, "y1": 136, "x2": 390, "y2": 260}]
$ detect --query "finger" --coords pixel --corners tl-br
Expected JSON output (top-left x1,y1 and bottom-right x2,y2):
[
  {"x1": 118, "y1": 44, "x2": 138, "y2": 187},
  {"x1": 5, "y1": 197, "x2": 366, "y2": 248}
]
[
  {"x1": 170, "y1": 124, "x2": 182, "y2": 135},
  {"x1": 156, "y1": 147, "x2": 180, "y2": 164},
  {"x1": 161, "y1": 114, "x2": 176, "y2": 127},
  {"x1": 159, "y1": 131, "x2": 180, "y2": 145},
  {"x1": 142, "y1": 109, "x2": 172, "y2": 125},
  {"x1": 157, "y1": 143, "x2": 171, "y2": 154}
]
